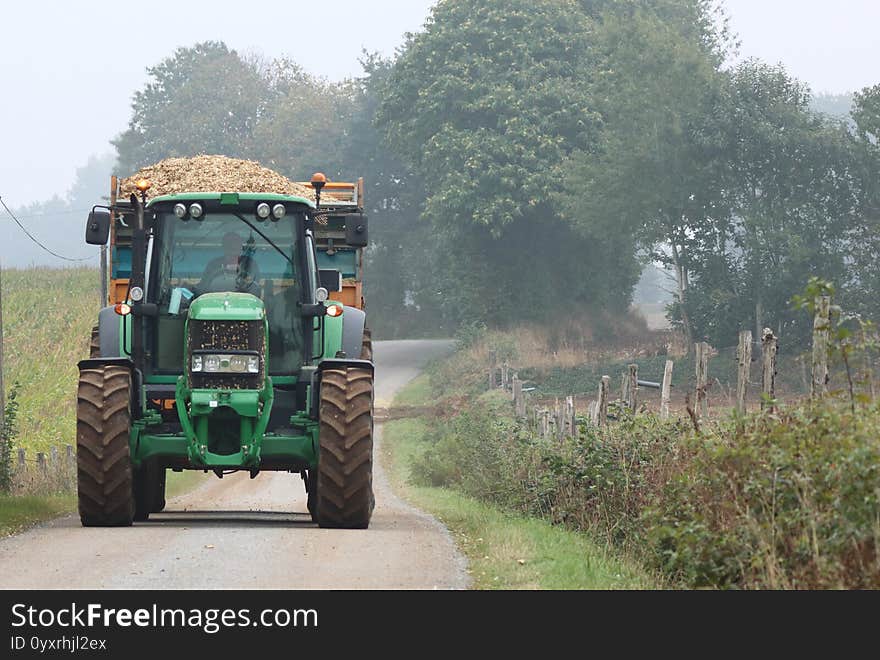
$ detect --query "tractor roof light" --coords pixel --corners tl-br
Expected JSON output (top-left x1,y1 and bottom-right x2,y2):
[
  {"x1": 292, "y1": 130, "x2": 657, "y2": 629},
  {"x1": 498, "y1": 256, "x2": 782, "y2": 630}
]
[
  {"x1": 326, "y1": 304, "x2": 343, "y2": 318},
  {"x1": 311, "y1": 172, "x2": 327, "y2": 208},
  {"x1": 114, "y1": 303, "x2": 131, "y2": 316},
  {"x1": 189, "y1": 203, "x2": 204, "y2": 220},
  {"x1": 135, "y1": 179, "x2": 151, "y2": 192},
  {"x1": 271, "y1": 204, "x2": 286, "y2": 220},
  {"x1": 256, "y1": 203, "x2": 271, "y2": 220},
  {"x1": 173, "y1": 203, "x2": 187, "y2": 219}
]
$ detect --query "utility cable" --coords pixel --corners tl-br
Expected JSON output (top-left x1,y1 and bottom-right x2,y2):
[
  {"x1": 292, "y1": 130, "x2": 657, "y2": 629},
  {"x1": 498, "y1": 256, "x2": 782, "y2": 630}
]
[{"x1": 0, "y1": 195, "x2": 92, "y2": 262}]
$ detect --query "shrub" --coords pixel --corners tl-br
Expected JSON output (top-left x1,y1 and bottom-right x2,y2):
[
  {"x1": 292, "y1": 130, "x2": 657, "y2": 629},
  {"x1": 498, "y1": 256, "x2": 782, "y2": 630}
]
[{"x1": 0, "y1": 384, "x2": 21, "y2": 494}]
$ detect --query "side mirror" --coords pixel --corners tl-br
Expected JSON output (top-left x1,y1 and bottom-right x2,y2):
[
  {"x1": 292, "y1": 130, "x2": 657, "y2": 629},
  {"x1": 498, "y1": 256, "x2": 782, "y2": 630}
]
[
  {"x1": 300, "y1": 303, "x2": 327, "y2": 318},
  {"x1": 345, "y1": 214, "x2": 368, "y2": 247},
  {"x1": 85, "y1": 208, "x2": 111, "y2": 245},
  {"x1": 319, "y1": 269, "x2": 343, "y2": 292}
]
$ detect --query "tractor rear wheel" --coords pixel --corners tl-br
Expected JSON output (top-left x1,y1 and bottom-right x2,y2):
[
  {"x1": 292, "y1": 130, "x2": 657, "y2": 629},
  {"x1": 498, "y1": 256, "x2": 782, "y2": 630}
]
[
  {"x1": 133, "y1": 460, "x2": 166, "y2": 521},
  {"x1": 315, "y1": 367, "x2": 374, "y2": 529},
  {"x1": 153, "y1": 468, "x2": 167, "y2": 512},
  {"x1": 89, "y1": 324, "x2": 100, "y2": 358},
  {"x1": 360, "y1": 327, "x2": 373, "y2": 361},
  {"x1": 76, "y1": 365, "x2": 135, "y2": 527}
]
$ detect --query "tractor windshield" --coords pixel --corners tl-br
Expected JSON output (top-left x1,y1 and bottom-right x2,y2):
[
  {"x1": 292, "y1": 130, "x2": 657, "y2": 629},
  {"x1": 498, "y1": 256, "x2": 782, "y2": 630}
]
[{"x1": 151, "y1": 212, "x2": 305, "y2": 375}]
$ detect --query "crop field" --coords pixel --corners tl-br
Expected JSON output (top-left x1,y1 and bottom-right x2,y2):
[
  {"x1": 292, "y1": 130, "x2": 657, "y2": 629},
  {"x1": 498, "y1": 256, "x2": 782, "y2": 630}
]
[{"x1": 2, "y1": 267, "x2": 100, "y2": 453}]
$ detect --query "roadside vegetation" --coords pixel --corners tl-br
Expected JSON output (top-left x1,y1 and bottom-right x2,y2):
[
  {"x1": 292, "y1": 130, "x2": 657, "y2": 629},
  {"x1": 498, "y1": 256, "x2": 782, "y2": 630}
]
[
  {"x1": 383, "y1": 399, "x2": 657, "y2": 589},
  {"x1": 397, "y1": 314, "x2": 880, "y2": 589}
]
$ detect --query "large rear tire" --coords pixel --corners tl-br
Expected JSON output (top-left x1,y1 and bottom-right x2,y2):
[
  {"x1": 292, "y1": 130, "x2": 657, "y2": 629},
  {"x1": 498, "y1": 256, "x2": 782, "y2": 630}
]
[
  {"x1": 133, "y1": 461, "x2": 166, "y2": 521},
  {"x1": 315, "y1": 367, "x2": 374, "y2": 529},
  {"x1": 76, "y1": 365, "x2": 135, "y2": 527},
  {"x1": 153, "y1": 468, "x2": 167, "y2": 513}
]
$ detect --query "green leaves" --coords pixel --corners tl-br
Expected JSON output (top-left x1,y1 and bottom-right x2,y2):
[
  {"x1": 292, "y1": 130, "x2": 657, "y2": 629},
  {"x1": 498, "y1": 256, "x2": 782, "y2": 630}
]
[{"x1": 378, "y1": 0, "x2": 599, "y2": 231}]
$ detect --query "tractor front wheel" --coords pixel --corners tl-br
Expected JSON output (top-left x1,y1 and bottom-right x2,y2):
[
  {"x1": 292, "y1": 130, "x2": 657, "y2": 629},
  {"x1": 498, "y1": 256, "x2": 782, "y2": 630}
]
[
  {"x1": 315, "y1": 367, "x2": 374, "y2": 529},
  {"x1": 76, "y1": 365, "x2": 136, "y2": 527}
]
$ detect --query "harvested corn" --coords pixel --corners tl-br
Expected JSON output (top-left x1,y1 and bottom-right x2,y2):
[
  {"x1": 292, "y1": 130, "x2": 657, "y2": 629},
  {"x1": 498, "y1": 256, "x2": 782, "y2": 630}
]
[{"x1": 118, "y1": 155, "x2": 339, "y2": 202}]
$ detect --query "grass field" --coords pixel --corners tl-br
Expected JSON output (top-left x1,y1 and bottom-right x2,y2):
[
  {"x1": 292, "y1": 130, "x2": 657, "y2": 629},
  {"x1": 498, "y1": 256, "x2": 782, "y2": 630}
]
[
  {"x1": 2, "y1": 267, "x2": 100, "y2": 453},
  {"x1": 1, "y1": 267, "x2": 206, "y2": 515}
]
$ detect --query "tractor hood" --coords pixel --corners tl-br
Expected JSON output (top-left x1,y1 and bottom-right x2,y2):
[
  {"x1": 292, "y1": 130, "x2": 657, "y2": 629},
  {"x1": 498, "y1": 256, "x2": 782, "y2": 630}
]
[{"x1": 188, "y1": 292, "x2": 265, "y2": 321}]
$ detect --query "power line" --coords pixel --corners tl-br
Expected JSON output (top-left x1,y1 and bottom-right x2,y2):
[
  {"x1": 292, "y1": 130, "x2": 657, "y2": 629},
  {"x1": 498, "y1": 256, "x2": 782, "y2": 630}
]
[
  {"x1": 0, "y1": 195, "x2": 92, "y2": 262},
  {"x1": 14, "y1": 206, "x2": 94, "y2": 219}
]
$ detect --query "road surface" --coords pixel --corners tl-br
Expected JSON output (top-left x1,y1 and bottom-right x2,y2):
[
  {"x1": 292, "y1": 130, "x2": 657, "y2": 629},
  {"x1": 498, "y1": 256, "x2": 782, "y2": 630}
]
[{"x1": 0, "y1": 340, "x2": 467, "y2": 589}]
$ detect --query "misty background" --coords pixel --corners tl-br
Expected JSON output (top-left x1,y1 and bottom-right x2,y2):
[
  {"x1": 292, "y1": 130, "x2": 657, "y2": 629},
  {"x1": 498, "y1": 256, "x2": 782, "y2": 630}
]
[{"x1": 1, "y1": 0, "x2": 878, "y2": 344}]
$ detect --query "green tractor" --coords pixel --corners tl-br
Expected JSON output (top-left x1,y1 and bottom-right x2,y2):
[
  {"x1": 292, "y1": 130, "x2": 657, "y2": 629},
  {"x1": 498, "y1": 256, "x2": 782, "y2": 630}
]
[{"x1": 79, "y1": 179, "x2": 374, "y2": 528}]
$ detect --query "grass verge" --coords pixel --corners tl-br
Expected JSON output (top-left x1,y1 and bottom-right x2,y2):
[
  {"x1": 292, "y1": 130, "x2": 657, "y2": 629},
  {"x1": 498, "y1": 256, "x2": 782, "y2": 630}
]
[
  {"x1": 0, "y1": 470, "x2": 207, "y2": 538},
  {"x1": 0, "y1": 494, "x2": 75, "y2": 537},
  {"x1": 383, "y1": 375, "x2": 656, "y2": 589}
]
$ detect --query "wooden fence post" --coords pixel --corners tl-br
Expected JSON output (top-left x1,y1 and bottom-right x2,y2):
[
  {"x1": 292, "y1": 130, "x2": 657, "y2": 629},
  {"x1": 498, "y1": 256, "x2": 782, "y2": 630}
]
[
  {"x1": 620, "y1": 372, "x2": 630, "y2": 408},
  {"x1": 510, "y1": 374, "x2": 518, "y2": 402},
  {"x1": 736, "y1": 330, "x2": 752, "y2": 415},
  {"x1": 597, "y1": 376, "x2": 610, "y2": 428},
  {"x1": 488, "y1": 350, "x2": 497, "y2": 389},
  {"x1": 565, "y1": 396, "x2": 575, "y2": 438},
  {"x1": 554, "y1": 399, "x2": 564, "y2": 440},
  {"x1": 513, "y1": 378, "x2": 525, "y2": 418},
  {"x1": 660, "y1": 360, "x2": 673, "y2": 420},
  {"x1": 628, "y1": 364, "x2": 639, "y2": 411},
  {"x1": 501, "y1": 363, "x2": 509, "y2": 391},
  {"x1": 695, "y1": 342, "x2": 710, "y2": 419},
  {"x1": 589, "y1": 400, "x2": 599, "y2": 427},
  {"x1": 811, "y1": 296, "x2": 831, "y2": 399},
  {"x1": 761, "y1": 329, "x2": 778, "y2": 411},
  {"x1": 18, "y1": 447, "x2": 25, "y2": 471},
  {"x1": 36, "y1": 452, "x2": 47, "y2": 475}
]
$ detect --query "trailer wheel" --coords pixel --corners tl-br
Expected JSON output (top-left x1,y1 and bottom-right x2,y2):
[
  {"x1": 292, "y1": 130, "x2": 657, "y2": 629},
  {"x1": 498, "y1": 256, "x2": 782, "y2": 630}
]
[
  {"x1": 89, "y1": 324, "x2": 100, "y2": 358},
  {"x1": 76, "y1": 365, "x2": 135, "y2": 527},
  {"x1": 360, "y1": 327, "x2": 373, "y2": 361},
  {"x1": 315, "y1": 367, "x2": 374, "y2": 529}
]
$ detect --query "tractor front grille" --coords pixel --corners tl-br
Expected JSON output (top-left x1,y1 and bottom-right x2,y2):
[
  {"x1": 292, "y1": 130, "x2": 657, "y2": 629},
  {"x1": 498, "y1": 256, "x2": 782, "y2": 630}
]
[{"x1": 188, "y1": 319, "x2": 265, "y2": 390}]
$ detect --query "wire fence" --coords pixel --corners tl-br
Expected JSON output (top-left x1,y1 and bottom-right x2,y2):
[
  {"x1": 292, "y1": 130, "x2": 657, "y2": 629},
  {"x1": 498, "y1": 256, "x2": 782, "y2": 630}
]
[{"x1": 4, "y1": 444, "x2": 76, "y2": 495}]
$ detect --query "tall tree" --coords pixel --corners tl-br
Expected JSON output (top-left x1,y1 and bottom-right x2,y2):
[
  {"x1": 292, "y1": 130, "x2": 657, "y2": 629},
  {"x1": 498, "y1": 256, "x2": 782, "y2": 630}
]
[
  {"x1": 376, "y1": 0, "x2": 637, "y2": 325},
  {"x1": 113, "y1": 42, "x2": 268, "y2": 173},
  {"x1": 554, "y1": 0, "x2": 730, "y2": 348}
]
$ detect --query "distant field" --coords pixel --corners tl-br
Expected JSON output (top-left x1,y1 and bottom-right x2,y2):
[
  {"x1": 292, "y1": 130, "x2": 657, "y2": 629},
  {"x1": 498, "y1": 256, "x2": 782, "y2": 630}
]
[{"x1": 1, "y1": 267, "x2": 100, "y2": 453}]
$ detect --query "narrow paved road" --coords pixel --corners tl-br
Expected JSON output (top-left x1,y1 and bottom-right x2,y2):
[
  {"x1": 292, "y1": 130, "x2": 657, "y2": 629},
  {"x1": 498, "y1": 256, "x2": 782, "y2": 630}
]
[{"x1": 0, "y1": 340, "x2": 467, "y2": 589}]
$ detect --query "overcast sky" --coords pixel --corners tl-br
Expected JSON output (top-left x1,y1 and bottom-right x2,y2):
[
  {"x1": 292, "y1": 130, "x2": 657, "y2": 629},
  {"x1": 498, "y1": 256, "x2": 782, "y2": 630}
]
[{"x1": 1, "y1": 0, "x2": 878, "y2": 208}]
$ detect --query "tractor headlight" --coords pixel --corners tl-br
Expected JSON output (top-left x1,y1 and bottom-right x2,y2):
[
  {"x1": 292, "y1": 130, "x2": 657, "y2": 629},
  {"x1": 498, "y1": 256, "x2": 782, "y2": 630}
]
[
  {"x1": 191, "y1": 353, "x2": 260, "y2": 374},
  {"x1": 256, "y1": 203, "x2": 271, "y2": 220},
  {"x1": 174, "y1": 203, "x2": 187, "y2": 219},
  {"x1": 189, "y1": 203, "x2": 204, "y2": 220},
  {"x1": 272, "y1": 204, "x2": 286, "y2": 220}
]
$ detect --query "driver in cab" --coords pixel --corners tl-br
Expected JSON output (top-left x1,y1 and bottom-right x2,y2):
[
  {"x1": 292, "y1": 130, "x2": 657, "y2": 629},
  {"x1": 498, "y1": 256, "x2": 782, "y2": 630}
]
[{"x1": 195, "y1": 231, "x2": 260, "y2": 296}]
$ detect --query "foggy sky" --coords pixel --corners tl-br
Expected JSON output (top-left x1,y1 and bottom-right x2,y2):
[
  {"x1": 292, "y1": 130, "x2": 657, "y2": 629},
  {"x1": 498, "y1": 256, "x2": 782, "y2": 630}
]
[{"x1": 1, "y1": 0, "x2": 878, "y2": 209}]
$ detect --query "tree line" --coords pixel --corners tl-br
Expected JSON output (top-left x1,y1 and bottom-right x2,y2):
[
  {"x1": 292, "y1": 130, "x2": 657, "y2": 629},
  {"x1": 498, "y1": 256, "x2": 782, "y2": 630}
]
[{"x1": 110, "y1": 0, "x2": 880, "y2": 345}]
